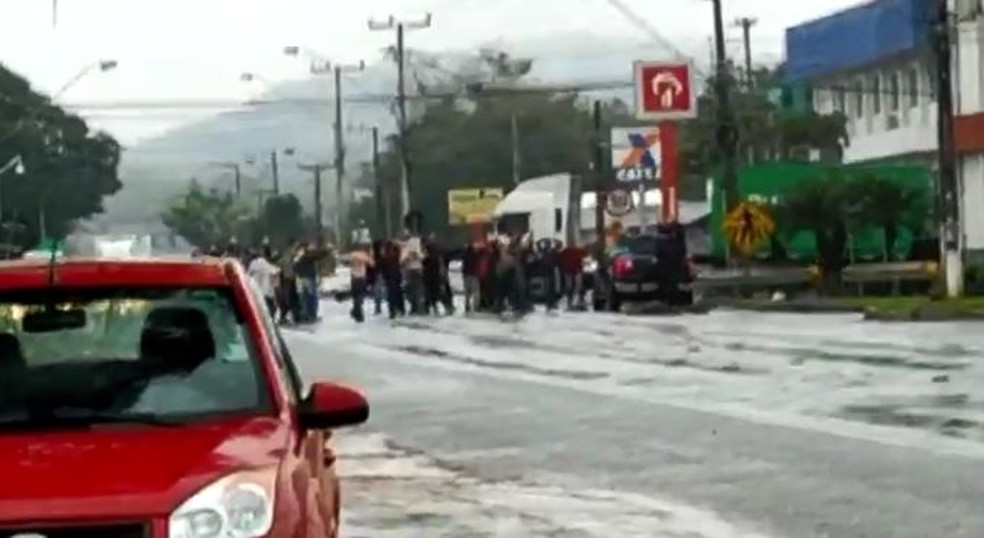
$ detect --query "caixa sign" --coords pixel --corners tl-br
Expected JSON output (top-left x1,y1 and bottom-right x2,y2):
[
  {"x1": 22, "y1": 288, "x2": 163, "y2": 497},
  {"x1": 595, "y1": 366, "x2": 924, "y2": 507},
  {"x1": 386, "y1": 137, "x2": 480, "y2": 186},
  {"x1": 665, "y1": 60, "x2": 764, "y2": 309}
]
[{"x1": 615, "y1": 166, "x2": 658, "y2": 184}]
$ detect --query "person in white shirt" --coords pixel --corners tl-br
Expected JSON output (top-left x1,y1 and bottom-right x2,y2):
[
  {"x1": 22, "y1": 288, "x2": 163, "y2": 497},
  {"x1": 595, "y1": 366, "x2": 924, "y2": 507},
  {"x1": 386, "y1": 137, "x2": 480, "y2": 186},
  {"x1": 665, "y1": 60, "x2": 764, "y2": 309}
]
[{"x1": 247, "y1": 246, "x2": 281, "y2": 317}]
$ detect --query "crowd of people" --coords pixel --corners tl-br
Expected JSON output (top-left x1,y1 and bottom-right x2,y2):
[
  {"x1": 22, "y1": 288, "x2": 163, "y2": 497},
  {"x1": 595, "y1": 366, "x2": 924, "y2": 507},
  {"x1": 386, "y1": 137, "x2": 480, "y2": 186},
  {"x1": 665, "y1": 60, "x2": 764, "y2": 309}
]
[
  {"x1": 195, "y1": 238, "x2": 331, "y2": 325},
  {"x1": 345, "y1": 232, "x2": 590, "y2": 323},
  {"x1": 197, "y1": 231, "x2": 592, "y2": 325}
]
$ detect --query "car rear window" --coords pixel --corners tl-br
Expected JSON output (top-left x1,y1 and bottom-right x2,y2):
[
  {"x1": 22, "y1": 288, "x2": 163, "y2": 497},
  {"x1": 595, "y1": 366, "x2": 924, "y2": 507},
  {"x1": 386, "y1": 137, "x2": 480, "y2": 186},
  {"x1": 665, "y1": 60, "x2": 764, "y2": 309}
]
[
  {"x1": 0, "y1": 286, "x2": 271, "y2": 422},
  {"x1": 625, "y1": 236, "x2": 659, "y2": 256}
]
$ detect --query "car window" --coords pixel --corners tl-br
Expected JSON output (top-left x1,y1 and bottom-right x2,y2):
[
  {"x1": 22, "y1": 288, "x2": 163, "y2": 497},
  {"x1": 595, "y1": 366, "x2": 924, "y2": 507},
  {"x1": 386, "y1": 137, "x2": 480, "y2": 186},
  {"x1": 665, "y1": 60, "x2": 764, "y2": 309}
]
[
  {"x1": 0, "y1": 286, "x2": 271, "y2": 422},
  {"x1": 244, "y1": 275, "x2": 305, "y2": 402},
  {"x1": 626, "y1": 236, "x2": 659, "y2": 256}
]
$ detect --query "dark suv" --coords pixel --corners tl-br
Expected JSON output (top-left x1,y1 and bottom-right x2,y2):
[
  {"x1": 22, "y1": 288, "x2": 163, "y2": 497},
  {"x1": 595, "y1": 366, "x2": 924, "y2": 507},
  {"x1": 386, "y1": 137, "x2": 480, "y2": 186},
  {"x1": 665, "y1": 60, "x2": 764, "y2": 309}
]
[{"x1": 593, "y1": 223, "x2": 695, "y2": 311}]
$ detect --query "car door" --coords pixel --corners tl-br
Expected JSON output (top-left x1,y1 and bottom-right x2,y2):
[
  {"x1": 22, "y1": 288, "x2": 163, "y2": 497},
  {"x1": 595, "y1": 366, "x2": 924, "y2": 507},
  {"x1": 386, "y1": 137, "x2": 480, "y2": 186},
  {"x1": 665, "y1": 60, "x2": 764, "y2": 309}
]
[
  {"x1": 246, "y1": 279, "x2": 339, "y2": 536},
  {"x1": 275, "y1": 331, "x2": 342, "y2": 535}
]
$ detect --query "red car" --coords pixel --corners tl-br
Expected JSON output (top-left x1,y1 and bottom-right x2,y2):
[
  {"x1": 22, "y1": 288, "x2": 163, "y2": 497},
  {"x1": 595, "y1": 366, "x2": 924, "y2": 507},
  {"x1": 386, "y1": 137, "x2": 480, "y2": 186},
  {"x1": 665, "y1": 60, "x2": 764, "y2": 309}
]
[{"x1": 0, "y1": 256, "x2": 368, "y2": 537}]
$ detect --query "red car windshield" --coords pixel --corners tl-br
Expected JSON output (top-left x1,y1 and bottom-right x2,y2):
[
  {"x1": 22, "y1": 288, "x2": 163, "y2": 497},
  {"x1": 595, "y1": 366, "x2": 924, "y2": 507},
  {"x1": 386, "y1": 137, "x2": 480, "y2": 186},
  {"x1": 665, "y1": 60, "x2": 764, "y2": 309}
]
[{"x1": 0, "y1": 286, "x2": 271, "y2": 427}]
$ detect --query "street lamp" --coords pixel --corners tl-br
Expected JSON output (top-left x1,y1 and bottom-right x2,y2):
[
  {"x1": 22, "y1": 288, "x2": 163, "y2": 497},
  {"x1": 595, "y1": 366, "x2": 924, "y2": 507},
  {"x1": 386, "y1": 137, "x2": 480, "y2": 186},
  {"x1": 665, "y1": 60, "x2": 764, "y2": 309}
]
[{"x1": 283, "y1": 46, "x2": 365, "y2": 248}]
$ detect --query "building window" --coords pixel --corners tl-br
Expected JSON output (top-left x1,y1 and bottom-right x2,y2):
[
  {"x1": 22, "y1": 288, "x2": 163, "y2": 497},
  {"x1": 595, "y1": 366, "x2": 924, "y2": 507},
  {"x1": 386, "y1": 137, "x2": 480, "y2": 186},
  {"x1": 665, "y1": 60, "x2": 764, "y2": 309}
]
[
  {"x1": 871, "y1": 75, "x2": 882, "y2": 114},
  {"x1": 853, "y1": 80, "x2": 864, "y2": 118},
  {"x1": 926, "y1": 66, "x2": 937, "y2": 99},
  {"x1": 889, "y1": 73, "x2": 900, "y2": 111},
  {"x1": 907, "y1": 68, "x2": 920, "y2": 107}
]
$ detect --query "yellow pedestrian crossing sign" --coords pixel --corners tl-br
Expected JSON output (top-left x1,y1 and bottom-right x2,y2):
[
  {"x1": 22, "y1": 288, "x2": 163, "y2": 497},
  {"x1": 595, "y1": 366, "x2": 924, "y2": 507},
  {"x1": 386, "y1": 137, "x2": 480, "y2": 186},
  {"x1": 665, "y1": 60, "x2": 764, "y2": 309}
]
[{"x1": 724, "y1": 201, "x2": 775, "y2": 255}]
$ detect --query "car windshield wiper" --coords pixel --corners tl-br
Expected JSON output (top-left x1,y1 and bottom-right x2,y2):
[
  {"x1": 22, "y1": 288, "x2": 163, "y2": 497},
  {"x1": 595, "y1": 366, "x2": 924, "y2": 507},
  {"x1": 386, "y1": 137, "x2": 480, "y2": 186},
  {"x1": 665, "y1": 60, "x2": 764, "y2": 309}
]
[{"x1": 0, "y1": 410, "x2": 186, "y2": 430}]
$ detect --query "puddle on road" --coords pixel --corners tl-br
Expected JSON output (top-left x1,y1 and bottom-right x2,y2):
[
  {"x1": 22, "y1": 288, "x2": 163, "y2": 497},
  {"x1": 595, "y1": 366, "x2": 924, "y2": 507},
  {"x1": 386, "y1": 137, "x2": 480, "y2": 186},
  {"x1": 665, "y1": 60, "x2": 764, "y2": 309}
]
[
  {"x1": 393, "y1": 345, "x2": 610, "y2": 382},
  {"x1": 393, "y1": 320, "x2": 764, "y2": 378},
  {"x1": 723, "y1": 342, "x2": 969, "y2": 372},
  {"x1": 337, "y1": 431, "x2": 774, "y2": 538},
  {"x1": 837, "y1": 393, "x2": 984, "y2": 440}
]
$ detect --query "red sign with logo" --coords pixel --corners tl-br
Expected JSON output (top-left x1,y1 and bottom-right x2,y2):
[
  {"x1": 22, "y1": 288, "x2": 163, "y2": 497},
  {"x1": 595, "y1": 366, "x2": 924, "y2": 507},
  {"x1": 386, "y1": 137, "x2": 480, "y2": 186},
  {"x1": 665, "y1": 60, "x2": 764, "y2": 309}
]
[{"x1": 634, "y1": 61, "x2": 696, "y2": 121}]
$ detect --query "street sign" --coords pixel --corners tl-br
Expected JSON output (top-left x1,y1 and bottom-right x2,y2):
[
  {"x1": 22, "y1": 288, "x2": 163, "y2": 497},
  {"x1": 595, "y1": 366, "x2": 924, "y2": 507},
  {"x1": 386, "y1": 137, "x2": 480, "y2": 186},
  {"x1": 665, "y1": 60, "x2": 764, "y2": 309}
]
[
  {"x1": 605, "y1": 188, "x2": 634, "y2": 217},
  {"x1": 611, "y1": 126, "x2": 661, "y2": 185},
  {"x1": 723, "y1": 201, "x2": 775, "y2": 255},
  {"x1": 633, "y1": 61, "x2": 697, "y2": 121}
]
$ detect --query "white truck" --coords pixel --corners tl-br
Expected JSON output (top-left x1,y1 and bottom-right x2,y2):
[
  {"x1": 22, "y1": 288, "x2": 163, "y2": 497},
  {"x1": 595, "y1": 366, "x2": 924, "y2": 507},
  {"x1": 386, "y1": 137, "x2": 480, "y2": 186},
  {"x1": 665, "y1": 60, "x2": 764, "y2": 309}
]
[{"x1": 491, "y1": 173, "x2": 583, "y2": 246}]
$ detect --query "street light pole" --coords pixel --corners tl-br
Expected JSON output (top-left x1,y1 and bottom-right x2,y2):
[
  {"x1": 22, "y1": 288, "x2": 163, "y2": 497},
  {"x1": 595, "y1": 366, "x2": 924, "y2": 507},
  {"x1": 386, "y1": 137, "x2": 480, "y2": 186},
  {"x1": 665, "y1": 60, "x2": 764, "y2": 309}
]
[
  {"x1": 283, "y1": 47, "x2": 365, "y2": 247},
  {"x1": 372, "y1": 126, "x2": 389, "y2": 238},
  {"x1": 333, "y1": 61, "x2": 365, "y2": 250},
  {"x1": 369, "y1": 13, "x2": 433, "y2": 225},
  {"x1": 299, "y1": 163, "x2": 330, "y2": 237}
]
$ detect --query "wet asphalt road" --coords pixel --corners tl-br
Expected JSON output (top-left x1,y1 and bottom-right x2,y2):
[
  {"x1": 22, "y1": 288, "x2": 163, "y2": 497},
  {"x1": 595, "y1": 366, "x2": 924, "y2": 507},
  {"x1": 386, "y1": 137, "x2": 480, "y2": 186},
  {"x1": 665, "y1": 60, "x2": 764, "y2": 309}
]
[{"x1": 286, "y1": 306, "x2": 984, "y2": 537}]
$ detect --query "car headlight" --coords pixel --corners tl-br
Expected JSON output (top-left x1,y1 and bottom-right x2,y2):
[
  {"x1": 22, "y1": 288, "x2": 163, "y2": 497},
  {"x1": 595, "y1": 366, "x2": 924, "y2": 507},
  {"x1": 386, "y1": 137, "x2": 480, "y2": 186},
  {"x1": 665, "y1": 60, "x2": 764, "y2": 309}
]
[{"x1": 168, "y1": 467, "x2": 278, "y2": 538}]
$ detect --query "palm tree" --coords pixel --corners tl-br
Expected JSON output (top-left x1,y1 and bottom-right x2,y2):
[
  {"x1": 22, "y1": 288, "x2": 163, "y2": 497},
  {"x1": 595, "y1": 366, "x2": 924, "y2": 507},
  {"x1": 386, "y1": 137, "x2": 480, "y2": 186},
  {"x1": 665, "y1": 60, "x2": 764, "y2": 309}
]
[
  {"x1": 776, "y1": 172, "x2": 859, "y2": 292},
  {"x1": 854, "y1": 174, "x2": 928, "y2": 261}
]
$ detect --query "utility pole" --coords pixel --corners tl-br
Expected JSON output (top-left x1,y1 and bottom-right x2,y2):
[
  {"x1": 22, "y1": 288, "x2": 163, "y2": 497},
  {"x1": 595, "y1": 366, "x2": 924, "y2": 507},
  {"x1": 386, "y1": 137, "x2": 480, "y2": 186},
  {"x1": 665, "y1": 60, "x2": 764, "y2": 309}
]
[
  {"x1": 270, "y1": 151, "x2": 280, "y2": 195},
  {"x1": 734, "y1": 17, "x2": 758, "y2": 88},
  {"x1": 298, "y1": 163, "x2": 329, "y2": 237},
  {"x1": 369, "y1": 13, "x2": 433, "y2": 224},
  {"x1": 934, "y1": 0, "x2": 963, "y2": 297},
  {"x1": 511, "y1": 114, "x2": 522, "y2": 185},
  {"x1": 592, "y1": 100, "x2": 607, "y2": 258},
  {"x1": 332, "y1": 61, "x2": 365, "y2": 250},
  {"x1": 713, "y1": 0, "x2": 740, "y2": 214},
  {"x1": 372, "y1": 126, "x2": 390, "y2": 238},
  {"x1": 210, "y1": 162, "x2": 242, "y2": 196}
]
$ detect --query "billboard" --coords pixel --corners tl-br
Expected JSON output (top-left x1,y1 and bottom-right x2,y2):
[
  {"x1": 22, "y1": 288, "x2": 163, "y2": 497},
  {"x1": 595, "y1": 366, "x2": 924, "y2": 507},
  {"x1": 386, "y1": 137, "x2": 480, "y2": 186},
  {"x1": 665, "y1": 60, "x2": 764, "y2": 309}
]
[{"x1": 447, "y1": 188, "x2": 504, "y2": 225}]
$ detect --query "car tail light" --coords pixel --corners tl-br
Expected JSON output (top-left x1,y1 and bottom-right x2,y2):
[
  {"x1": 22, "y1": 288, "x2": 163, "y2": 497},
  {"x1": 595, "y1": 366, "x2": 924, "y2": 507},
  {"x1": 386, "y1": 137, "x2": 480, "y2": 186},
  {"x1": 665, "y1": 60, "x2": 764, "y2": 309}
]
[{"x1": 612, "y1": 255, "x2": 633, "y2": 278}]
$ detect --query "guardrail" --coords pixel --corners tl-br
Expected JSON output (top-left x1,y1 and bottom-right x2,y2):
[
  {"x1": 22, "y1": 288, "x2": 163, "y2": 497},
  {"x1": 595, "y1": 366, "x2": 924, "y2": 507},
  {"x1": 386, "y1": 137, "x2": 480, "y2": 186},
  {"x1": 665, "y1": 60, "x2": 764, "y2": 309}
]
[
  {"x1": 841, "y1": 261, "x2": 938, "y2": 283},
  {"x1": 693, "y1": 267, "x2": 816, "y2": 288},
  {"x1": 694, "y1": 261, "x2": 938, "y2": 289}
]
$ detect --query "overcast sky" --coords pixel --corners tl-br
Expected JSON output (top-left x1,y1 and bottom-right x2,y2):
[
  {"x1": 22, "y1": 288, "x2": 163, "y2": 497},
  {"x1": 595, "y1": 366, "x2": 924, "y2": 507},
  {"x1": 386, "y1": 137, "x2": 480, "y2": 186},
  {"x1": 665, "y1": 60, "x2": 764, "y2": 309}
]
[{"x1": 0, "y1": 0, "x2": 860, "y2": 143}]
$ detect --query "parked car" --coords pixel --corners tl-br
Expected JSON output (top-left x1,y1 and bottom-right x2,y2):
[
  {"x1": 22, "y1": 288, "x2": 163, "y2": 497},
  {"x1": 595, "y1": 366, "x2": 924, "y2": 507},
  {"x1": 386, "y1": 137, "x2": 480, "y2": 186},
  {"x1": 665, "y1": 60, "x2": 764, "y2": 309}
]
[
  {"x1": 0, "y1": 256, "x2": 368, "y2": 537},
  {"x1": 593, "y1": 223, "x2": 696, "y2": 311}
]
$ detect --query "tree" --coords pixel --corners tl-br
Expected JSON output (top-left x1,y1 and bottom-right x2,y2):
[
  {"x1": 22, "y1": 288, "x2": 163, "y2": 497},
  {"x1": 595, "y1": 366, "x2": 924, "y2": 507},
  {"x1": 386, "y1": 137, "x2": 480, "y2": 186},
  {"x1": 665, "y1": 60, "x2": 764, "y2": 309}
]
[
  {"x1": 373, "y1": 50, "x2": 636, "y2": 241},
  {"x1": 255, "y1": 194, "x2": 308, "y2": 248},
  {"x1": 776, "y1": 172, "x2": 857, "y2": 291},
  {"x1": 679, "y1": 68, "x2": 849, "y2": 199},
  {"x1": 854, "y1": 175, "x2": 930, "y2": 261},
  {"x1": 161, "y1": 180, "x2": 251, "y2": 248},
  {"x1": 0, "y1": 63, "x2": 122, "y2": 247}
]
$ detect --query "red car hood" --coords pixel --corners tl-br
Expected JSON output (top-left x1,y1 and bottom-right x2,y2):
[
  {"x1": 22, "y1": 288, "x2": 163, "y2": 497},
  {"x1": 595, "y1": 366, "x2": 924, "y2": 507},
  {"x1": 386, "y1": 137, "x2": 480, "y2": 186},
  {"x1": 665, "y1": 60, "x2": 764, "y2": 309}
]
[{"x1": 0, "y1": 415, "x2": 290, "y2": 523}]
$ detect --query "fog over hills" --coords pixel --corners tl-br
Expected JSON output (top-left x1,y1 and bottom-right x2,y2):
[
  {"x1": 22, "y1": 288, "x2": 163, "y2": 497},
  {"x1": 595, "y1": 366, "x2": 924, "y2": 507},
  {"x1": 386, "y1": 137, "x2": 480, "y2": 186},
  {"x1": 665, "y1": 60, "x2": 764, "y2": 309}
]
[{"x1": 98, "y1": 32, "x2": 713, "y2": 227}]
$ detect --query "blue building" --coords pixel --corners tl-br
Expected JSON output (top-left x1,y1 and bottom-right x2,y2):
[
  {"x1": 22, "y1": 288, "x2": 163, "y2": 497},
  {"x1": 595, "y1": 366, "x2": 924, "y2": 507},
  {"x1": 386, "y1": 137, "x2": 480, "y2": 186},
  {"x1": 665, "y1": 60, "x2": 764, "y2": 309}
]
[{"x1": 784, "y1": 0, "x2": 937, "y2": 164}]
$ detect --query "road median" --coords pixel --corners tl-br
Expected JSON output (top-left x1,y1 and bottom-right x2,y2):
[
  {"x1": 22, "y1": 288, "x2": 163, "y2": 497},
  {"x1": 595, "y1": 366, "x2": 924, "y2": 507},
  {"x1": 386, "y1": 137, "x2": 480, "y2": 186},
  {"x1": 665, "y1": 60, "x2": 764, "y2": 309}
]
[{"x1": 713, "y1": 296, "x2": 984, "y2": 321}]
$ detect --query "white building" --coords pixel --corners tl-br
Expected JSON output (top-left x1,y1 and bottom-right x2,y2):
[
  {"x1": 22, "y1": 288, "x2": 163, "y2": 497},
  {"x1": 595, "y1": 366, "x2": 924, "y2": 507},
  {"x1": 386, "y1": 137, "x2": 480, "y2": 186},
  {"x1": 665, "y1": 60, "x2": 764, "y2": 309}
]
[{"x1": 787, "y1": 0, "x2": 984, "y2": 261}]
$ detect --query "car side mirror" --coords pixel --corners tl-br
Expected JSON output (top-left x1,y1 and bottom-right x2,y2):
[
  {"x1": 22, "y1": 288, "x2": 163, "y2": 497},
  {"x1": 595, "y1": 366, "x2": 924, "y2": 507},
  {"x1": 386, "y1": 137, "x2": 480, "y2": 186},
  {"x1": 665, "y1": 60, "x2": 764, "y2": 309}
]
[{"x1": 298, "y1": 382, "x2": 369, "y2": 430}]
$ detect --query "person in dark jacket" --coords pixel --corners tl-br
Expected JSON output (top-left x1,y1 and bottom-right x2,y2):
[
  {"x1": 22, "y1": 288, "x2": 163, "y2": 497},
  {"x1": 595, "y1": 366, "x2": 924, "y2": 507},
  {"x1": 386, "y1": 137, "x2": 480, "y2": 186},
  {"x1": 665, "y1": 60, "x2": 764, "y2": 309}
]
[
  {"x1": 293, "y1": 240, "x2": 329, "y2": 323},
  {"x1": 423, "y1": 237, "x2": 452, "y2": 315},
  {"x1": 380, "y1": 240, "x2": 405, "y2": 319}
]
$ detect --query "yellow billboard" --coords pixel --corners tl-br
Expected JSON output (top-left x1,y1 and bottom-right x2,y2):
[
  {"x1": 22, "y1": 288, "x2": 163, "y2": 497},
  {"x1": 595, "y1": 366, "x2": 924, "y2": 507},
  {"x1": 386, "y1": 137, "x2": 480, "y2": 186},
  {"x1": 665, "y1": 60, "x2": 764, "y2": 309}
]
[{"x1": 447, "y1": 188, "x2": 504, "y2": 225}]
